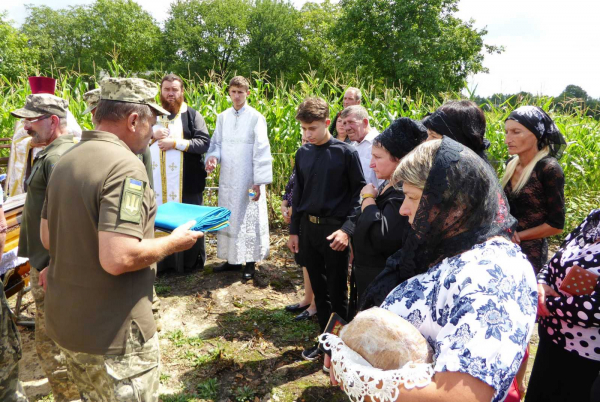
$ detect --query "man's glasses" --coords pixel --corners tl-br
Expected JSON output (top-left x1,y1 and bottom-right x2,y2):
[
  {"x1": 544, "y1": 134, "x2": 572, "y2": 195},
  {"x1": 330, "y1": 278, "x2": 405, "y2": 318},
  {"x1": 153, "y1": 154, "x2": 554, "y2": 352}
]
[{"x1": 25, "y1": 115, "x2": 52, "y2": 124}]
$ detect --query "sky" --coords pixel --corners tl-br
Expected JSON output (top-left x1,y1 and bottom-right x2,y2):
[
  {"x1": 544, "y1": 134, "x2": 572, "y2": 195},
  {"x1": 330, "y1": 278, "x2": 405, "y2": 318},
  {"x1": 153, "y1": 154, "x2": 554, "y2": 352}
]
[{"x1": 4, "y1": 0, "x2": 600, "y2": 98}]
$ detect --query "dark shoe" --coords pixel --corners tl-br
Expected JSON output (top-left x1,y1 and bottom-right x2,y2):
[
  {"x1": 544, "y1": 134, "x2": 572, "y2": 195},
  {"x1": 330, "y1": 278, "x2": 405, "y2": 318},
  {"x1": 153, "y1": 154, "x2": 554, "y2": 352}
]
[
  {"x1": 213, "y1": 262, "x2": 242, "y2": 273},
  {"x1": 242, "y1": 262, "x2": 255, "y2": 280},
  {"x1": 285, "y1": 303, "x2": 310, "y2": 313},
  {"x1": 302, "y1": 344, "x2": 322, "y2": 361},
  {"x1": 294, "y1": 309, "x2": 316, "y2": 321}
]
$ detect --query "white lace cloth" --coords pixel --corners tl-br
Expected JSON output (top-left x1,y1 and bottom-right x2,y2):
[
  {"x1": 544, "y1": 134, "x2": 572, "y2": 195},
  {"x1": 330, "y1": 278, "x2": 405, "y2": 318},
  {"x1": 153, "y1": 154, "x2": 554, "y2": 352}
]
[{"x1": 319, "y1": 333, "x2": 434, "y2": 402}]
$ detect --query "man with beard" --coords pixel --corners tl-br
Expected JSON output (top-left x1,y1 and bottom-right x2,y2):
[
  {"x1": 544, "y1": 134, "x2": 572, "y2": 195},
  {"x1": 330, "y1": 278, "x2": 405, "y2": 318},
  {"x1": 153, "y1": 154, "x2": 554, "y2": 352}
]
[
  {"x1": 150, "y1": 74, "x2": 210, "y2": 271},
  {"x1": 11, "y1": 93, "x2": 79, "y2": 402}
]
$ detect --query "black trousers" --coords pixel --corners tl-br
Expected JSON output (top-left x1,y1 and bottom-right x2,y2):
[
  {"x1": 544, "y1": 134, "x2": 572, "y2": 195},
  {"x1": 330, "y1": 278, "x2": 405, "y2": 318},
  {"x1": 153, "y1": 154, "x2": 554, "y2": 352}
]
[
  {"x1": 525, "y1": 331, "x2": 600, "y2": 402},
  {"x1": 300, "y1": 218, "x2": 349, "y2": 332},
  {"x1": 183, "y1": 192, "x2": 206, "y2": 269},
  {"x1": 159, "y1": 193, "x2": 206, "y2": 271}
]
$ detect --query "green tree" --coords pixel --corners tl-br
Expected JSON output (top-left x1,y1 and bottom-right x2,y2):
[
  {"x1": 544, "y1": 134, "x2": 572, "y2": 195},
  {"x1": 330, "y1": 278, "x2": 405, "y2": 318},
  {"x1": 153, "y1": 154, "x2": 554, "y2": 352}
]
[
  {"x1": 0, "y1": 13, "x2": 39, "y2": 80},
  {"x1": 298, "y1": 0, "x2": 341, "y2": 75},
  {"x1": 332, "y1": 0, "x2": 501, "y2": 94},
  {"x1": 163, "y1": 0, "x2": 250, "y2": 76},
  {"x1": 242, "y1": 0, "x2": 304, "y2": 81},
  {"x1": 22, "y1": 0, "x2": 161, "y2": 75},
  {"x1": 557, "y1": 85, "x2": 589, "y2": 102}
]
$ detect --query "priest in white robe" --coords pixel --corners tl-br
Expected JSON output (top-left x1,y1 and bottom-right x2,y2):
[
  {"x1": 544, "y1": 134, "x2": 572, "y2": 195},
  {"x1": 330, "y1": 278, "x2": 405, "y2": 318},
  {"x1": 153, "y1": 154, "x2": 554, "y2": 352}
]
[{"x1": 205, "y1": 76, "x2": 273, "y2": 280}]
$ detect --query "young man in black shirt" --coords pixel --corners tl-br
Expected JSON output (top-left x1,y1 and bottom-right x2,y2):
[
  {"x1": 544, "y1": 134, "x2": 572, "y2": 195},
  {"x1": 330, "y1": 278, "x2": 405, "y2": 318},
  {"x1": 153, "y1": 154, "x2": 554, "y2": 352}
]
[{"x1": 288, "y1": 97, "x2": 366, "y2": 361}]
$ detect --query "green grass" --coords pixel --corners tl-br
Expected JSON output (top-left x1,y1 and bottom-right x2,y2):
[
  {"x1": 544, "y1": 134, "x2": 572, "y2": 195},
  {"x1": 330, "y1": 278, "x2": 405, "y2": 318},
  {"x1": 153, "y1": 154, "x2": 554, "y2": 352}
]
[
  {"x1": 196, "y1": 378, "x2": 219, "y2": 400},
  {"x1": 155, "y1": 284, "x2": 172, "y2": 296}
]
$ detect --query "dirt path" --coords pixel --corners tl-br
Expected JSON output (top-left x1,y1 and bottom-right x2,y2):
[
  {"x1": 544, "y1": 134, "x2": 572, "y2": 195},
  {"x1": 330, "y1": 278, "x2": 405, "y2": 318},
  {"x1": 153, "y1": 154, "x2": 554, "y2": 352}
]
[{"x1": 16, "y1": 230, "x2": 538, "y2": 401}]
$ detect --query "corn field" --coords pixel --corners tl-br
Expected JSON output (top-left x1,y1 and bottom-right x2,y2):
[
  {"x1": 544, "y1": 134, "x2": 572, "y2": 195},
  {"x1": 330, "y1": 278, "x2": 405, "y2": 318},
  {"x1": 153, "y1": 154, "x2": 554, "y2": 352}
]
[{"x1": 1, "y1": 70, "x2": 599, "y2": 238}]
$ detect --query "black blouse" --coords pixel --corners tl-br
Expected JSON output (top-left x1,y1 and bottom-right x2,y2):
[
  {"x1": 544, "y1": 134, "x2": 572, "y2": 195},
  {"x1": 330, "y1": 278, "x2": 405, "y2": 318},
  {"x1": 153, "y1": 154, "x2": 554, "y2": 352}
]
[
  {"x1": 504, "y1": 156, "x2": 565, "y2": 272},
  {"x1": 352, "y1": 184, "x2": 409, "y2": 268}
]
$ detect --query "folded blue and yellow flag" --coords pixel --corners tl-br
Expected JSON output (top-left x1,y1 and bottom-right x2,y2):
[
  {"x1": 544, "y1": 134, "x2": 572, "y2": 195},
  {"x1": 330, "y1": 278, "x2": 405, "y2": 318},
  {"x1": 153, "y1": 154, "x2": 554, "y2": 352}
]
[{"x1": 155, "y1": 203, "x2": 231, "y2": 233}]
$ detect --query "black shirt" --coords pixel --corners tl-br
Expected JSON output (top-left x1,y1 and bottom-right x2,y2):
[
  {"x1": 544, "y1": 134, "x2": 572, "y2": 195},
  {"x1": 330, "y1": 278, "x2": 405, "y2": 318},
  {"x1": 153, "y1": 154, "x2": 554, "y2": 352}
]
[
  {"x1": 352, "y1": 184, "x2": 409, "y2": 268},
  {"x1": 290, "y1": 137, "x2": 365, "y2": 235}
]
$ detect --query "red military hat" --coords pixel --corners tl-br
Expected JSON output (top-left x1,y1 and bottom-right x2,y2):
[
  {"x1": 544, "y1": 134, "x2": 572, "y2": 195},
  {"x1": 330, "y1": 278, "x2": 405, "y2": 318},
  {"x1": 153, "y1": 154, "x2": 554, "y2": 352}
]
[{"x1": 28, "y1": 76, "x2": 56, "y2": 94}]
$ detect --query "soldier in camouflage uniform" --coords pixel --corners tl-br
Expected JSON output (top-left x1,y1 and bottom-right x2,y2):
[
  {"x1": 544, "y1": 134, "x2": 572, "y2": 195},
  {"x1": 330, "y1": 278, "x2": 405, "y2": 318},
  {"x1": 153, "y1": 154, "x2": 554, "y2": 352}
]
[
  {"x1": 0, "y1": 186, "x2": 29, "y2": 402},
  {"x1": 83, "y1": 87, "x2": 161, "y2": 328},
  {"x1": 40, "y1": 78, "x2": 202, "y2": 401},
  {"x1": 11, "y1": 93, "x2": 80, "y2": 402}
]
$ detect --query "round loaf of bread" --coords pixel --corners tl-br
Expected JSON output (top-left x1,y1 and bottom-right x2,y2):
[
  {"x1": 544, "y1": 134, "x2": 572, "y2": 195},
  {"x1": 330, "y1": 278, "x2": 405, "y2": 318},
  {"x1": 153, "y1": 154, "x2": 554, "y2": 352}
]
[{"x1": 339, "y1": 307, "x2": 433, "y2": 370}]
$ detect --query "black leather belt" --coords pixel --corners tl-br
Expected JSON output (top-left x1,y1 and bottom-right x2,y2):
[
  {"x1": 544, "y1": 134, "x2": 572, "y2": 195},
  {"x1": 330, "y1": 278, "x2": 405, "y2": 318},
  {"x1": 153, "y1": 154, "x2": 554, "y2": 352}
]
[{"x1": 307, "y1": 214, "x2": 344, "y2": 225}]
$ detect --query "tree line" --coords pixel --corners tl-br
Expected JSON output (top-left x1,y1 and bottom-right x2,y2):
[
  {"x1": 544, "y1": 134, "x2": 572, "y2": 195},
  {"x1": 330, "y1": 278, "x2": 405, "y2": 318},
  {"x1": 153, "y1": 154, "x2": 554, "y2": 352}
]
[
  {"x1": 474, "y1": 85, "x2": 600, "y2": 119},
  {"x1": 1, "y1": 0, "x2": 498, "y2": 94}
]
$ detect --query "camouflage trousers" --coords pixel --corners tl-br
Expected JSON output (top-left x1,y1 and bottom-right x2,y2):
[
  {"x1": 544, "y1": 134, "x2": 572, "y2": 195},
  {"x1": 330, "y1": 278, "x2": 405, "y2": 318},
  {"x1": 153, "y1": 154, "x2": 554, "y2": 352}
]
[
  {"x1": 0, "y1": 281, "x2": 29, "y2": 402},
  {"x1": 59, "y1": 322, "x2": 160, "y2": 402},
  {"x1": 30, "y1": 268, "x2": 79, "y2": 401}
]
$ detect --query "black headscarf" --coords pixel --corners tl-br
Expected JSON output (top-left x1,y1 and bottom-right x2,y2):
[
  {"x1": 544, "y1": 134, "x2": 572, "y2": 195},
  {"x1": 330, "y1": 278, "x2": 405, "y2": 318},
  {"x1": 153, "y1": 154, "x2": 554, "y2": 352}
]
[
  {"x1": 505, "y1": 106, "x2": 567, "y2": 159},
  {"x1": 375, "y1": 117, "x2": 428, "y2": 159},
  {"x1": 360, "y1": 137, "x2": 517, "y2": 309},
  {"x1": 422, "y1": 109, "x2": 491, "y2": 161}
]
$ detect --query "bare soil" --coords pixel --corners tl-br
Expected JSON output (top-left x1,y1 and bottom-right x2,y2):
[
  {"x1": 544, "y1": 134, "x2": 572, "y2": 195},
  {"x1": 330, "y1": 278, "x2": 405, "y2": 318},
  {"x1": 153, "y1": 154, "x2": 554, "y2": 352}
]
[{"x1": 16, "y1": 229, "x2": 538, "y2": 401}]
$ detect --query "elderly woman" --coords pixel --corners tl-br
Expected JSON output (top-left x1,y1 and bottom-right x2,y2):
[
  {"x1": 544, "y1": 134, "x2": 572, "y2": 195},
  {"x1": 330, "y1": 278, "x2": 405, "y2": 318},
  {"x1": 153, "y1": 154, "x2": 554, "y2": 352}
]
[
  {"x1": 525, "y1": 209, "x2": 600, "y2": 401},
  {"x1": 324, "y1": 137, "x2": 537, "y2": 402},
  {"x1": 501, "y1": 106, "x2": 567, "y2": 274},
  {"x1": 422, "y1": 100, "x2": 490, "y2": 161},
  {"x1": 350, "y1": 118, "x2": 427, "y2": 312}
]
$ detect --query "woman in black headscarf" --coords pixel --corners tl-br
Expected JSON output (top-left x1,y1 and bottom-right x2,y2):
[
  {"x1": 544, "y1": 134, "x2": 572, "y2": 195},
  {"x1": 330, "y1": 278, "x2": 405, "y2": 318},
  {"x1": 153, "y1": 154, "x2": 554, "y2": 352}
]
[
  {"x1": 501, "y1": 106, "x2": 567, "y2": 275},
  {"x1": 324, "y1": 137, "x2": 537, "y2": 402},
  {"x1": 422, "y1": 100, "x2": 491, "y2": 161},
  {"x1": 349, "y1": 117, "x2": 427, "y2": 314}
]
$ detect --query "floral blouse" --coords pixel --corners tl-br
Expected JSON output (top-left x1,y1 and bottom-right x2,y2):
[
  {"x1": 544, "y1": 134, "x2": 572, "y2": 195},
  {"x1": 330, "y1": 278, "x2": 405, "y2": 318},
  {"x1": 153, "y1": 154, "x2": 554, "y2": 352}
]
[
  {"x1": 537, "y1": 209, "x2": 600, "y2": 361},
  {"x1": 381, "y1": 237, "x2": 537, "y2": 402}
]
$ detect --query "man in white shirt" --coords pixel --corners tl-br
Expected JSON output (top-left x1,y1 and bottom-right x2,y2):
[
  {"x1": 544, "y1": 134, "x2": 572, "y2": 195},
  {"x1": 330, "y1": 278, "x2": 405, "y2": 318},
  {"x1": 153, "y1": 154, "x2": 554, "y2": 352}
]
[{"x1": 341, "y1": 105, "x2": 381, "y2": 187}]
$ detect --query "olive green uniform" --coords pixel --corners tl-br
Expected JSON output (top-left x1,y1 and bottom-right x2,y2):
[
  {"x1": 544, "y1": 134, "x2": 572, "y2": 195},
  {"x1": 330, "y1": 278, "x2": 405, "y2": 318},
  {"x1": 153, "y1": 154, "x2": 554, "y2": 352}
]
[
  {"x1": 18, "y1": 135, "x2": 79, "y2": 402},
  {"x1": 42, "y1": 130, "x2": 159, "y2": 401}
]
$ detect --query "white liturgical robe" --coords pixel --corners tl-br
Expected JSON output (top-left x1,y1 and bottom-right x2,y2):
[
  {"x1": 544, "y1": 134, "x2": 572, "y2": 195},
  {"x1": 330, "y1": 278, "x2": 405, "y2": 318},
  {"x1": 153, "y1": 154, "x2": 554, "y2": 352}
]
[{"x1": 206, "y1": 105, "x2": 273, "y2": 264}]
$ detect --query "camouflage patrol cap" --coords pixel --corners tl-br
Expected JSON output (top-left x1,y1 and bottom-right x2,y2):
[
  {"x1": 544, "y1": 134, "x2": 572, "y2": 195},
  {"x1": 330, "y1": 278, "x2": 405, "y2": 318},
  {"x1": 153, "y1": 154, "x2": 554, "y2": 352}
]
[
  {"x1": 100, "y1": 77, "x2": 168, "y2": 116},
  {"x1": 11, "y1": 94, "x2": 69, "y2": 119},
  {"x1": 82, "y1": 88, "x2": 101, "y2": 115}
]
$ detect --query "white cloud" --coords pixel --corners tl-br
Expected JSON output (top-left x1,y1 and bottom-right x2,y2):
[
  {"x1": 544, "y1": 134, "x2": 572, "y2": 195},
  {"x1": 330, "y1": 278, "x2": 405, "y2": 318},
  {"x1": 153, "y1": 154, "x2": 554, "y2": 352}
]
[{"x1": 457, "y1": 0, "x2": 600, "y2": 98}]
